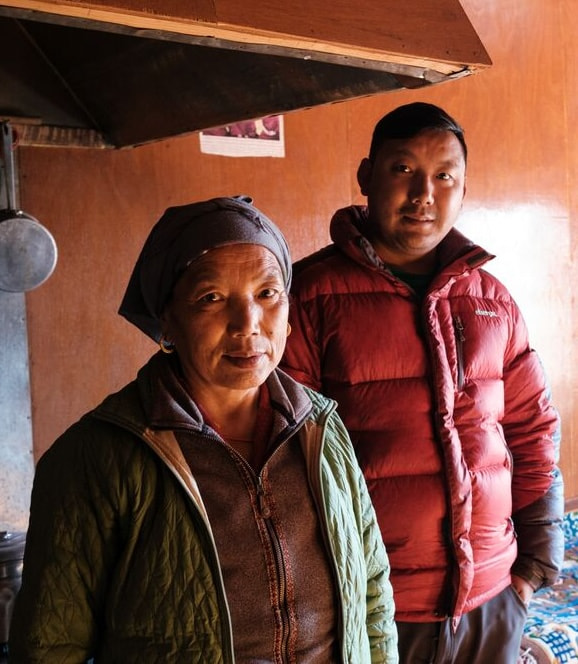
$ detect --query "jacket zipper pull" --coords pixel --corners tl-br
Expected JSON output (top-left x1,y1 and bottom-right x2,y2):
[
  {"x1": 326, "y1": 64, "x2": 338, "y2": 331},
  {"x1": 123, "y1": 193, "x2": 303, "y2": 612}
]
[
  {"x1": 257, "y1": 476, "x2": 271, "y2": 519},
  {"x1": 453, "y1": 315, "x2": 465, "y2": 390},
  {"x1": 454, "y1": 315, "x2": 465, "y2": 342}
]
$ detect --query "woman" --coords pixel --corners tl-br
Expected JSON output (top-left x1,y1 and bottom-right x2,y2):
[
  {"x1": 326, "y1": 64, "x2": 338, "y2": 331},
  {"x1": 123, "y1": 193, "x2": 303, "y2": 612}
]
[{"x1": 9, "y1": 196, "x2": 397, "y2": 663}]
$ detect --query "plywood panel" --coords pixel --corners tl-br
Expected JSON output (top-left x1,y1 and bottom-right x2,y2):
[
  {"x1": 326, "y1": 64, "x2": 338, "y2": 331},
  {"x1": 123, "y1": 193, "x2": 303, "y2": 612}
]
[
  {"x1": 17, "y1": 0, "x2": 578, "y2": 502},
  {"x1": 562, "y1": 0, "x2": 578, "y2": 498}
]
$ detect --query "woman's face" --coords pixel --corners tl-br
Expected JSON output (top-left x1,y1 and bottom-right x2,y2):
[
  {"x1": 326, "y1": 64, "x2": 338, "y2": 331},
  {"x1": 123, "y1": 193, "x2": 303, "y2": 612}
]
[{"x1": 161, "y1": 243, "x2": 289, "y2": 400}]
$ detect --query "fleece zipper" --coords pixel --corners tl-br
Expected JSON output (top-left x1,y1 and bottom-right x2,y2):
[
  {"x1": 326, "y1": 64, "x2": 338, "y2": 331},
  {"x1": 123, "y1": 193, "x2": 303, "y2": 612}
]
[
  {"x1": 216, "y1": 422, "x2": 302, "y2": 664},
  {"x1": 256, "y1": 472, "x2": 293, "y2": 661}
]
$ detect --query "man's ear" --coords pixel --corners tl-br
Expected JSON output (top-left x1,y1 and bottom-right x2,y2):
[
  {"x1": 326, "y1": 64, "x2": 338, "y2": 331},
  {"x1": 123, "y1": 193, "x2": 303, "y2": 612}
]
[{"x1": 357, "y1": 158, "x2": 373, "y2": 196}]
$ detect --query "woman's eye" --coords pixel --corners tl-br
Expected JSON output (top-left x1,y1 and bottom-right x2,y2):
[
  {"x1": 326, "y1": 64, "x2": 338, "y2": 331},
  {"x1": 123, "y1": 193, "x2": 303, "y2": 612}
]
[{"x1": 259, "y1": 288, "x2": 277, "y2": 299}]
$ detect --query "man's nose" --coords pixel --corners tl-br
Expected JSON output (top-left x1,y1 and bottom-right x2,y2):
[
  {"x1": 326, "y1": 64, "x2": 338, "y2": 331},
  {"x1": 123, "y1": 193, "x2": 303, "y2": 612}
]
[{"x1": 410, "y1": 174, "x2": 434, "y2": 206}]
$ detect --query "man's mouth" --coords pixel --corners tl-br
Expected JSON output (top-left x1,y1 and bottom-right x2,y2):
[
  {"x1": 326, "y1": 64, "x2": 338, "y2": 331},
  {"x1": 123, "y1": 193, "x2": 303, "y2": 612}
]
[{"x1": 402, "y1": 209, "x2": 435, "y2": 223}]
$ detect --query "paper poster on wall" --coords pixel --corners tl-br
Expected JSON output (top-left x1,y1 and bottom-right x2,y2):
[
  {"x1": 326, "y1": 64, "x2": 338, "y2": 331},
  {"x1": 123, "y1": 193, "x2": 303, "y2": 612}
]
[{"x1": 199, "y1": 115, "x2": 285, "y2": 158}]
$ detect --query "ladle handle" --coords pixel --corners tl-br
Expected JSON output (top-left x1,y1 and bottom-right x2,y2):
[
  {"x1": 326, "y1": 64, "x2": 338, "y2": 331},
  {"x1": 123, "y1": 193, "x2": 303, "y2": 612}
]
[{"x1": 1, "y1": 121, "x2": 17, "y2": 211}]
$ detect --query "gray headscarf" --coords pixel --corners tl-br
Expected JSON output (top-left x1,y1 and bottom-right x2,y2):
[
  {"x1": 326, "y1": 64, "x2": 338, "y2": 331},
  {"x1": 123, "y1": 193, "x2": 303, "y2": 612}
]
[{"x1": 118, "y1": 196, "x2": 292, "y2": 342}]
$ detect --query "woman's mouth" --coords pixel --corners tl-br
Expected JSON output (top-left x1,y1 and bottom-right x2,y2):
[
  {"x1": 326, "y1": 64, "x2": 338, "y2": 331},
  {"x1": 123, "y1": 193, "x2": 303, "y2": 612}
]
[{"x1": 224, "y1": 353, "x2": 264, "y2": 368}]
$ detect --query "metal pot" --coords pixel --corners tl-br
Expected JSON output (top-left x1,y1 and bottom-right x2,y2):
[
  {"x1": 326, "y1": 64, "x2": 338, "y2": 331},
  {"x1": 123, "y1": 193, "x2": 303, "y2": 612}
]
[
  {"x1": 0, "y1": 531, "x2": 26, "y2": 648},
  {"x1": 0, "y1": 122, "x2": 57, "y2": 292}
]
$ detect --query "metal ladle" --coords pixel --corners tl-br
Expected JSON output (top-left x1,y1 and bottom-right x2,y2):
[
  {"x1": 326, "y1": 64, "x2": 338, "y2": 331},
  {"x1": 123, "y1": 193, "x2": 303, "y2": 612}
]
[{"x1": 0, "y1": 122, "x2": 57, "y2": 292}]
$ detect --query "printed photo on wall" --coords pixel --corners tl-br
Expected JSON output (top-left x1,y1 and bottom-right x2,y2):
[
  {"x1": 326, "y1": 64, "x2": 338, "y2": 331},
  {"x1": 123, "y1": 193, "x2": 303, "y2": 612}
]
[{"x1": 199, "y1": 115, "x2": 285, "y2": 158}]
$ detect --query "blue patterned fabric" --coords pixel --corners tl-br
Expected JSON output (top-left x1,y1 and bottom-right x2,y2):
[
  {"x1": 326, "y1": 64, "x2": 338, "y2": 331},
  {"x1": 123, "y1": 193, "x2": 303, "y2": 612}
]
[{"x1": 520, "y1": 511, "x2": 578, "y2": 664}]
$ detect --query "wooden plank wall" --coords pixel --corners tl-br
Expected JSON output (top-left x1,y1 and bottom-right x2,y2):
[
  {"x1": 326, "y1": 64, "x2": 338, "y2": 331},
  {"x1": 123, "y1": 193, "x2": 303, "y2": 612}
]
[{"x1": 17, "y1": 0, "x2": 578, "y2": 503}]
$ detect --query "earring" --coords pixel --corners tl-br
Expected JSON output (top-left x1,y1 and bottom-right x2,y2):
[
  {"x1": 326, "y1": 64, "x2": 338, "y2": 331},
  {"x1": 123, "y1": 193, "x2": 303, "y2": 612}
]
[
  {"x1": 287, "y1": 323, "x2": 292, "y2": 336},
  {"x1": 159, "y1": 336, "x2": 175, "y2": 354}
]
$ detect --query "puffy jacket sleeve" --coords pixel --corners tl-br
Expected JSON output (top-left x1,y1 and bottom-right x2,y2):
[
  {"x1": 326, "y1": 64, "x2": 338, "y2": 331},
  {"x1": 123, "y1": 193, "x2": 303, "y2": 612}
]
[
  {"x1": 9, "y1": 416, "x2": 132, "y2": 663},
  {"x1": 501, "y1": 304, "x2": 564, "y2": 590}
]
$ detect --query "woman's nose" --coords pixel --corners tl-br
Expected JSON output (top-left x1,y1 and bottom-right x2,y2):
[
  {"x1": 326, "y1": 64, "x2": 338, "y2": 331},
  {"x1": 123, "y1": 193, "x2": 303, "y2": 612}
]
[{"x1": 229, "y1": 298, "x2": 260, "y2": 335}]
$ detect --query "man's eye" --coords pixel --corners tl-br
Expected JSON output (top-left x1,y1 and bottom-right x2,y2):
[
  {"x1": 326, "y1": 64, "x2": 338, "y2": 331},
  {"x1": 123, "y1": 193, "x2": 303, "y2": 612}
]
[
  {"x1": 438, "y1": 172, "x2": 452, "y2": 181},
  {"x1": 199, "y1": 292, "x2": 221, "y2": 303},
  {"x1": 392, "y1": 164, "x2": 411, "y2": 174}
]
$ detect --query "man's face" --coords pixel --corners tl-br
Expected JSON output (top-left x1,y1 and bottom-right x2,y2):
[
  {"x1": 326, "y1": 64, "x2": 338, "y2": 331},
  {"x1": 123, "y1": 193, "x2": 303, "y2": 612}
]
[
  {"x1": 161, "y1": 244, "x2": 289, "y2": 403},
  {"x1": 357, "y1": 129, "x2": 467, "y2": 272}
]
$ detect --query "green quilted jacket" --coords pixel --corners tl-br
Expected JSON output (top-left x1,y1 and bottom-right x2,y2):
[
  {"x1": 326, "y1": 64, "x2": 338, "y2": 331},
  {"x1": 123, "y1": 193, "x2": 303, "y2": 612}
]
[{"x1": 9, "y1": 357, "x2": 397, "y2": 663}]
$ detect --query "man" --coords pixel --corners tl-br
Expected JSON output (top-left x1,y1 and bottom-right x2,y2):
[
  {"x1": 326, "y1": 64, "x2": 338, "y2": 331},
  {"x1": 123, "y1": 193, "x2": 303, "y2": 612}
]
[{"x1": 281, "y1": 103, "x2": 564, "y2": 663}]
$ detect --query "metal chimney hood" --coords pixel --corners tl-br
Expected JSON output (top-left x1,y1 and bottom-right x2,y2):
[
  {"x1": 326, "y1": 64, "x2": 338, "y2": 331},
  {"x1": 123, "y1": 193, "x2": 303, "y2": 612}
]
[{"x1": 0, "y1": 0, "x2": 491, "y2": 149}]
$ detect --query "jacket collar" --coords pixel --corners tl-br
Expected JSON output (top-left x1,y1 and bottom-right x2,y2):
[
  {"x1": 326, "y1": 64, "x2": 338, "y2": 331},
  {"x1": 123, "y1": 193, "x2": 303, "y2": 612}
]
[
  {"x1": 105, "y1": 352, "x2": 314, "y2": 437},
  {"x1": 329, "y1": 205, "x2": 494, "y2": 276}
]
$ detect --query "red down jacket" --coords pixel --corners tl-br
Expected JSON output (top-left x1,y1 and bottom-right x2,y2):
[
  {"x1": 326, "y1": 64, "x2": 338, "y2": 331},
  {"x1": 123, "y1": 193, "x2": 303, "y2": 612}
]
[{"x1": 281, "y1": 205, "x2": 564, "y2": 623}]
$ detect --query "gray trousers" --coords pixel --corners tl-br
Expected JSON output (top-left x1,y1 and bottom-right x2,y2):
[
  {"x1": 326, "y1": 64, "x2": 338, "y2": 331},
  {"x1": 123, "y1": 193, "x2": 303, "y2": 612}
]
[{"x1": 396, "y1": 585, "x2": 528, "y2": 664}]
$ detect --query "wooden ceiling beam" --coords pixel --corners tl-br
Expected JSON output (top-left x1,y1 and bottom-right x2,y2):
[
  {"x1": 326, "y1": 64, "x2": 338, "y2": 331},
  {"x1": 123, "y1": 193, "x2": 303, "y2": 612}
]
[{"x1": 0, "y1": 0, "x2": 491, "y2": 76}]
